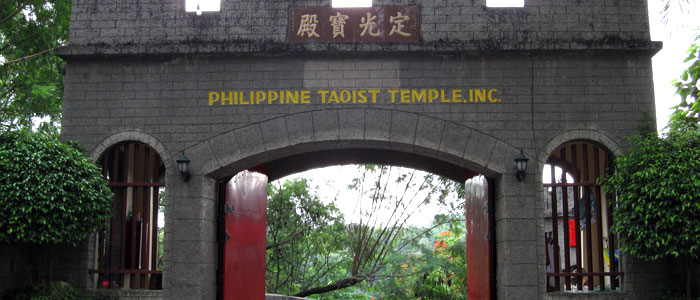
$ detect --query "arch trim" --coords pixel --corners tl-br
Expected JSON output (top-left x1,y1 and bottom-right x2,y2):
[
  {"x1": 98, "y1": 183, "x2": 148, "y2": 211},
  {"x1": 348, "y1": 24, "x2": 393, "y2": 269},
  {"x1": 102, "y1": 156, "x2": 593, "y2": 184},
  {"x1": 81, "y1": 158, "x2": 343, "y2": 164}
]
[
  {"x1": 89, "y1": 130, "x2": 170, "y2": 163},
  {"x1": 182, "y1": 108, "x2": 524, "y2": 180},
  {"x1": 539, "y1": 129, "x2": 623, "y2": 167}
]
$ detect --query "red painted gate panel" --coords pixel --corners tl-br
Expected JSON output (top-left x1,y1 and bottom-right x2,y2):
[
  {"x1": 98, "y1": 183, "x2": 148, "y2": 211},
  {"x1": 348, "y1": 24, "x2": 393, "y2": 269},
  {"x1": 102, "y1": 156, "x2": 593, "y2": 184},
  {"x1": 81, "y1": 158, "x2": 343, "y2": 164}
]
[
  {"x1": 223, "y1": 170, "x2": 268, "y2": 300},
  {"x1": 465, "y1": 175, "x2": 492, "y2": 300}
]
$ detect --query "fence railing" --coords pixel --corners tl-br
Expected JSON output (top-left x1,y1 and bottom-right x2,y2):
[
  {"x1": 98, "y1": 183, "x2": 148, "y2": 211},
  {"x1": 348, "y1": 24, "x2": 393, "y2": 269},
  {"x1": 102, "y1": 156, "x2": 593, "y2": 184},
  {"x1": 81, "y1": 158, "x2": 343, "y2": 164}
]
[{"x1": 544, "y1": 143, "x2": 622, "y2": 292}]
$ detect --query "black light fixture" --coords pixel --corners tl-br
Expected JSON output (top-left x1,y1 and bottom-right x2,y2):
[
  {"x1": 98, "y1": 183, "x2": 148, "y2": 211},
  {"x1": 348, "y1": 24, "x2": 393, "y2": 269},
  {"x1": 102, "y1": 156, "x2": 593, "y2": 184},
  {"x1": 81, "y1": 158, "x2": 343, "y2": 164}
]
[
  {"x1": 515, "y1": 149, "x2": 529, "y2": 182},
  {"x1": 176, "y1": 152, "x2": 191, "y2": 182}
]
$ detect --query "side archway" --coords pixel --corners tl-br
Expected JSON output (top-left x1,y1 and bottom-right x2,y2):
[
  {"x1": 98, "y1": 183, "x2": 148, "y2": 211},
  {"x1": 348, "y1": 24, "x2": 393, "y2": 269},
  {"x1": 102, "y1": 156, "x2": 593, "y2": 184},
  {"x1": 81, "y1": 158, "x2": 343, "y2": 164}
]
[
  {"x1": 90, "y1": 130, "x2": 170, "y2": 164},
  {"x1": 91, "y1": 141, "x2": 166, "y2": 290},
  {"x1": 539, "y1": 130, "x2": 623, "y2": 168},
  {"x1": 540, "y1": 135, "x2": 622, "y2": 293}
]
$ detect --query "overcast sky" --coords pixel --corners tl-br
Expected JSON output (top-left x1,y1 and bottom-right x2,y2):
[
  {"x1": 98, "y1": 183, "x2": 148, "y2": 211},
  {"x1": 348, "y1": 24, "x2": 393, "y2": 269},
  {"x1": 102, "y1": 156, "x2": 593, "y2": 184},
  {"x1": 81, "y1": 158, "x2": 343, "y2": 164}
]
[{"x1": 648, "y1": 0, "x2": 700, "y2": 131}]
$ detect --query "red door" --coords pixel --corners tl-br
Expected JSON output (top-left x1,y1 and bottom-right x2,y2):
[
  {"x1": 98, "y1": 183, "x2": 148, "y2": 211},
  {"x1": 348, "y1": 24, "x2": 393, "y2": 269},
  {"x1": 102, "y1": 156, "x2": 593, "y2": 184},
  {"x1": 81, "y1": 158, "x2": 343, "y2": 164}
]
[
  {"x1": 223, "y1": 170, "x2": 268, "y2": 300},
  {"x1": 465, "y1": 175, "x2": 492, "y2": 300}
]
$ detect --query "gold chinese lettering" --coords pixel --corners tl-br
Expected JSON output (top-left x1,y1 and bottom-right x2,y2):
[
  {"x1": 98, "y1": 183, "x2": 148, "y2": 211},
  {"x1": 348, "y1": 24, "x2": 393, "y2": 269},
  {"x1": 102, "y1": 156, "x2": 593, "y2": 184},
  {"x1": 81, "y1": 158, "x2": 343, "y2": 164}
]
[
  {"x1": 329, "y1": 12, "x2": 350, "y2": 38},
  {"x1": 359, "y1": 12, "x2": 381, "y2": 37},
  {"x1": 389, "y1": 12, "x2": 411, "y2": 37},
  {"x1": 297, "y1": 14, "x2": 320, "y2": 38}
]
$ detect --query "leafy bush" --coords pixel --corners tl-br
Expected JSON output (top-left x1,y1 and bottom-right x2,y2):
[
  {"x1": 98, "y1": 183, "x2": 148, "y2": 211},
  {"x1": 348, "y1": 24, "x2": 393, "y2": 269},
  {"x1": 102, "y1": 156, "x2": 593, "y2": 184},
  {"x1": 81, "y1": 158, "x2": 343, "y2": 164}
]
[
  {"x1": 603, "y1": 123, "x2": 700, "y2": 299},
  {"x1": 0, "y1": 130, "x2": 113, "y2": 246},
  {"x1": 3, "y1": 282, "x2": 85, "y2": 300}
]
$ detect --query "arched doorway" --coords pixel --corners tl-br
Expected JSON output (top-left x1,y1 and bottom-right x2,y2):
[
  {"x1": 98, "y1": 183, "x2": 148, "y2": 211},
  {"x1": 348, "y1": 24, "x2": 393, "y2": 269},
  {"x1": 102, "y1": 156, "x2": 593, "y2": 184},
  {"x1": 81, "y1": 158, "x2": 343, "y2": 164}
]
[
  {"x1": 92, "y1": 141, "x2": 165, "y2": 290},
  {"x1": 542, "y1": 140, "x2": 621, "y2": 292},
  {"x1": 216, "y1": 149, "x2": 495, "y2": 300}
]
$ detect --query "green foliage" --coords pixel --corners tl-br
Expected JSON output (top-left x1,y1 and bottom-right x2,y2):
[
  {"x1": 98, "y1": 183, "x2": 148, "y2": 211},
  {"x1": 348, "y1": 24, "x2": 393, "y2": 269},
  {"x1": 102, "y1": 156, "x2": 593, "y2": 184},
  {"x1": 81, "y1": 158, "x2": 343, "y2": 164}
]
[
  {"x1": 671, "y1": 34, "x2": 700, "y2": 127},
  {"x1": 0, "y1": 130, "x2": 113, "y2": 246},
  {"x1": 1, "y1": 281, "x2": 105, "y2": 300},
  {"x1": 660, "y1": 284, "x2": 700, "y2": 300},
  {"x1": 603, "y1": 123, "x2": 700, "y2": 261},
  {"x1": 372, "y1": 222, "x2": 467, "y2": 300},
  {"x1": 266, "y1": 178, "x2": 348, "y2": 296},
  {"x1": 265, "y1": 166, "x2": 466, "y2": 299},
  {"x1": 1, "y1": 0, "x2": 70, "y2": 131}
]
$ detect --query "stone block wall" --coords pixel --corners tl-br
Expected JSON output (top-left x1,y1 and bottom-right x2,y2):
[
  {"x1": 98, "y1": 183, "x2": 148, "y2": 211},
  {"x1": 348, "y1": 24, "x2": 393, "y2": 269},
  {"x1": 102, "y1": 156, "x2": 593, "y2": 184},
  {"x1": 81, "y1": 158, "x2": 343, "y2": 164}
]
[
  {"x1": 58, "y1": 50, "x2": 661, "y2": 300},
  {"x1": 42, "y1": 0, "x2": 677, "y2": 299},
  {"x1": 61, "y1": 0, "x2": 654, "y2": 56},
  {"x1": 60, "y1": 52, "x2": 656, "y2": 154}
]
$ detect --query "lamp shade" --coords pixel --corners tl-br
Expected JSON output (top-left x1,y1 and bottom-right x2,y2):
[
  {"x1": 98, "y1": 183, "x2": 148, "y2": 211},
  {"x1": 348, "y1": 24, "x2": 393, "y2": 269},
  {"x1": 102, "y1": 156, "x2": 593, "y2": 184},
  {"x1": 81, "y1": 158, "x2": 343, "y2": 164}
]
[
  {"x1": 514, "y1": 150, "x2": 528, "y2": 172},
  {"x1": 514, "y1": 150, "x2": 528, "y2": 182},
  {"x1": 177, "y1": 153, "x2": 190, "y2": 175}
]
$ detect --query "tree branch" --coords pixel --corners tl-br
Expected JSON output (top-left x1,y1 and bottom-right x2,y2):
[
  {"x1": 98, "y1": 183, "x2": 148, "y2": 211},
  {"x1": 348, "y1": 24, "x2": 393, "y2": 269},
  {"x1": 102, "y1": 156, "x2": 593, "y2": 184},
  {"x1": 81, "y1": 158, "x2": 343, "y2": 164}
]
[
  {"x1": 294, "y1": 276, "x2": 367, "y2": 298},
  {"x1": 1, "y1": 46, "x2": 59, "y2": 66},
  {"x1": 0, "y1": 3, "x2": 26, "y2": 26},
  {"x1": 265, "y1": 229, "x2": 306, "y2": 250}
]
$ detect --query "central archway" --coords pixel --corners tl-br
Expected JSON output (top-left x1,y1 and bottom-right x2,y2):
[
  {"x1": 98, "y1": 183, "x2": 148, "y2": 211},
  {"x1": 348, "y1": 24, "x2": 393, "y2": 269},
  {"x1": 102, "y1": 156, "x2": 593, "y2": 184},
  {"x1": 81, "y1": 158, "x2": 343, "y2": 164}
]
[
  {"x1": 172, "y1": 109, "x2": 525, "y2": 300},
  {"x1": 218, "y1": 153, "x2": 492, "y2": 300}
]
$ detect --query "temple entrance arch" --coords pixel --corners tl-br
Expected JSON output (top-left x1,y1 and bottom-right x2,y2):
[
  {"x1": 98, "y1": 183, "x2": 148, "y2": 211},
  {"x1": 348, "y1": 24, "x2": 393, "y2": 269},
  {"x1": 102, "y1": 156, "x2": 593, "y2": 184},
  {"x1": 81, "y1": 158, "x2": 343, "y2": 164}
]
[
  {"x1": 218, "y1": 155, "x2": 491, "y2": 300},
  {"x1": 184, "y1": 110, "x2": 524, "y2": 300}
]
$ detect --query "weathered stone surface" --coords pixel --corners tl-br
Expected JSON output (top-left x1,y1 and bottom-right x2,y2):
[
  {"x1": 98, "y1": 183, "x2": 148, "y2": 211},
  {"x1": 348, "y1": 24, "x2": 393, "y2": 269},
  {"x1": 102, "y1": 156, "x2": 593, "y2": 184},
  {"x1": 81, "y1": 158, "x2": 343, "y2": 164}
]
[{"x1": 20, "y1": 0, "x2": 672, "y2": 299}]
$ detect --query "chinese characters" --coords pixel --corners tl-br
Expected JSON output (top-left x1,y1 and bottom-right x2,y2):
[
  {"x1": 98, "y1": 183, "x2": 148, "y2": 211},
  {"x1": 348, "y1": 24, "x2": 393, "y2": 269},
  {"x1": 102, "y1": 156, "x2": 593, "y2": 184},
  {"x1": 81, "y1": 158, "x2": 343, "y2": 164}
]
[
  {"x1": 297, "y1": 14, "x2": 320, "y2": 38},
  {"x1": 329, "y1": 12, "x2": 349, "y2": 38},
  {"x1": 289, "y1": 6, "x2": 420, "y2": 43}
]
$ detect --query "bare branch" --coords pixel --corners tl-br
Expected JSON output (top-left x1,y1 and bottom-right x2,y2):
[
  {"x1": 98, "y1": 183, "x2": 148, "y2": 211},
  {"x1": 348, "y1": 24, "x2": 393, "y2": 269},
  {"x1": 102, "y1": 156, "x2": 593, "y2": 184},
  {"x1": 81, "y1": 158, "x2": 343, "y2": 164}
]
[
  {"x1": 0, "y1": 3, "x2": 26, "y2": 26},
  {"x1": 1, "y1": 46, "x2": 59, "y2": 66},
  {"x1": 265, "y1": 229, "x2": 306, "y2": 250},
  {"x1": 294, "y1": 276, "x2": 368, "y2": 298}
]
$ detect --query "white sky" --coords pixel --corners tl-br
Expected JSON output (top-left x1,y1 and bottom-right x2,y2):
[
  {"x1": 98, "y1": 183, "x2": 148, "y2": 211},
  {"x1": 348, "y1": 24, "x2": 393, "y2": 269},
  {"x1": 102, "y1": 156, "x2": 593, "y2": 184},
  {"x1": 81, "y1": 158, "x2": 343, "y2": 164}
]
[
  {"x1": 486, "y1": 0, "x2": 525, "y2": 7},
  {"x1": 185, "y1": 0, "x2": 220, "y2": 12},
  {"x1": 275, "y1": 165, "x2": 458, "y2": 228},
  {"x1": 332, "y1": 0, "x2": 372, "y2": 8},
  {"x1": 648, "y1": 1, "x2": 700, "y2": 131}
]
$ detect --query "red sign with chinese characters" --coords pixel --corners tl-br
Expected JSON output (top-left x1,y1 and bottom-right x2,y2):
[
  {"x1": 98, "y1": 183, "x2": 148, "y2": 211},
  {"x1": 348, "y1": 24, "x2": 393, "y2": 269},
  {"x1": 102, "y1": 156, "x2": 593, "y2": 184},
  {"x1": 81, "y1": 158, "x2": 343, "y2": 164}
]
[
  {"x1": 289, "y1": 6, "x2": 420, "y2": 43},
  {"x1": 568, "y1": 219, "x2": 577, "y2": 247}
]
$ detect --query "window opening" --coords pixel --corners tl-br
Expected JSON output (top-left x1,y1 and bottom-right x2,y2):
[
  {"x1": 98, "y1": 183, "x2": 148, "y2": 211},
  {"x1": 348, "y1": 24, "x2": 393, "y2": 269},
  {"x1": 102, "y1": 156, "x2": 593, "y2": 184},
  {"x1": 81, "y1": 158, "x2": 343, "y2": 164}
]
[
  {"x1": 185, "y1": 0, "x2": 221, "y2": 15},
  {"x1": 486, "y1": 0, "x2": 524, "y2": 7},
  {"x1": 543, "y1": 141, "x2": 621, "y2": 292},
  {"x1": 332, "y1": 0, "x2": 372, "y2": 8},
  {"x1": 91, "y1": 142, "x2": 165, "y2": 290}
]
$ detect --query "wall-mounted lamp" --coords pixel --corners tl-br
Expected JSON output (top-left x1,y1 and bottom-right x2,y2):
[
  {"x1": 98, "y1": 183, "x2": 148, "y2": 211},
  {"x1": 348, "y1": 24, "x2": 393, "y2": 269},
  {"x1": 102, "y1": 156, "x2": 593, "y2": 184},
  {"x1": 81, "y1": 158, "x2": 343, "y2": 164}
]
[
  {"x1": 514, "y1": 149, "x2": 529, "y2": 182},
  {"x1": 176, "y1": 152, "x2": 191, "y2": 182}
]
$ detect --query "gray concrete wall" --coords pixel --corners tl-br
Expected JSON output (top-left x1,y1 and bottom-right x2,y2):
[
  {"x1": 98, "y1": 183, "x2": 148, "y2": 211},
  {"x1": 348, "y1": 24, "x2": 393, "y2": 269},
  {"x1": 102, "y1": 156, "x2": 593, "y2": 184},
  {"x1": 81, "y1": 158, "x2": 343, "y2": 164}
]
[
  {"x1": 50, "y1": 0, "x2": 671, "y2": 299},
  {"x1": 59, "y1": 51, "x2": 661, "y2": 300},
  {"x1": 62, "y1": 0, "x2": 653, "y2": 55},
  {"x1": 61, "y1": 52, "x2": 656, "y2": 153}
]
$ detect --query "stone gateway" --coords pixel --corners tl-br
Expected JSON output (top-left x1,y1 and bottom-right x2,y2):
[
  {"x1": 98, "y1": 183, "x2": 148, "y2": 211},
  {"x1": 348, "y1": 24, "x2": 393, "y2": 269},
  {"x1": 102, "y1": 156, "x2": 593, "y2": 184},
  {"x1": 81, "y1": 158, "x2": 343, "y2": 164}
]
[{"x1": 1, "y1": 0, "x2": 681, "y2": 299}]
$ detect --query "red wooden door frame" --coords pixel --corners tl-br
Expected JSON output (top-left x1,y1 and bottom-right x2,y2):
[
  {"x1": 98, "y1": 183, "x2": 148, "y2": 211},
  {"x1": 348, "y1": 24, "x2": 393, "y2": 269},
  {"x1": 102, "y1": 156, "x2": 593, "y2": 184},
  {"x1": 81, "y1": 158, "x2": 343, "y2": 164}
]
[
  {"x1": 465, "y1": 175, "x2": 495, "y2": 300},
  {"x1": 221, "y1": 170, "x2": 268, "y2": 300}
]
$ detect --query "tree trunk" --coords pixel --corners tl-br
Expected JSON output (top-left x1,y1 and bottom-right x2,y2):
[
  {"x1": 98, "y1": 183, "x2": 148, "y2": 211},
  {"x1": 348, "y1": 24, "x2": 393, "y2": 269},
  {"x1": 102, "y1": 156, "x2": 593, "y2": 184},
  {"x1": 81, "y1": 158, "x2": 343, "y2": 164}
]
[
  {"x1": 48, "y1": 247, "x2": 55, "y2": 282},
  {"x1": 13, "y1": 245, "x2": 34, "y2": 289},
  {"x1": 293, "y1": 276, "x2": 364, "y2": 298},
  {"x1": 685, "y1": 255, "x2": 692, "y2": 300}
]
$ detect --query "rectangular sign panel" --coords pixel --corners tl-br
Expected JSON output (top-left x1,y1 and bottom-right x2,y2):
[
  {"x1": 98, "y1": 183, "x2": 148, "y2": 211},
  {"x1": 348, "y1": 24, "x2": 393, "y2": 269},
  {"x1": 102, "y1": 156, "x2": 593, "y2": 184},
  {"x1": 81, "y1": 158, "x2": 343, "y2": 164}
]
[{"x1": 289, "y1": 6, "x2": 420, "y2": 43}]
